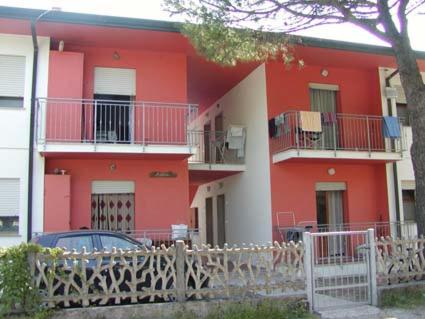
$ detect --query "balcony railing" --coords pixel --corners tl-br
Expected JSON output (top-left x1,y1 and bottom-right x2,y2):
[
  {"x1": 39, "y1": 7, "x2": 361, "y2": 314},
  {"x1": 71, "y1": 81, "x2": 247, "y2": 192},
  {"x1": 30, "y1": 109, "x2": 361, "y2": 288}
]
[
  {"x1": 270, "y1": 111, "x2": 406, "y2": 155},
  {"x1": 36, "y1": 98, "x2": 198, "y2": 146},
  {"x1": 188, "y1": 130, "x2": 246, "y2": 165}
]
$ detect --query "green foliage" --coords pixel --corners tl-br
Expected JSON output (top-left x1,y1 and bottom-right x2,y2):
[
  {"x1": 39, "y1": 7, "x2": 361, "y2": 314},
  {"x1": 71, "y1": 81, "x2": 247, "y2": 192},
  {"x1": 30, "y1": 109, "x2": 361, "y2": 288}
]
[
  {"x1": 0, "y1": 243, "x2": 62, "y2": 317},
  {"x1": 381, "y1": 287, "x2": 425, "y2": 309},
  {"x1": 175, "y1": 299, "x2": 313, "y2": 319},
  {"x1": 181, "y1": 22, "x2": 300, "y2": 66}
]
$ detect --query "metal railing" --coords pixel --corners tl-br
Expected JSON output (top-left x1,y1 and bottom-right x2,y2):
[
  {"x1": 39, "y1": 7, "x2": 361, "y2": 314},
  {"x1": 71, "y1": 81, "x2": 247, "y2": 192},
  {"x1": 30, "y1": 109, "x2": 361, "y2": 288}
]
[
  {"x1": 188, "y1": 130, "x2": 246, "y2": 164},
  {"x1": 270, "y1": 111, "x2": 406, "y2": 155},
  {"x1": 36, "y1": 98, "x2": 198, "y2": 146},
  {"x1": 276, "y1": 221, "x2": 418, "y2": 242}
]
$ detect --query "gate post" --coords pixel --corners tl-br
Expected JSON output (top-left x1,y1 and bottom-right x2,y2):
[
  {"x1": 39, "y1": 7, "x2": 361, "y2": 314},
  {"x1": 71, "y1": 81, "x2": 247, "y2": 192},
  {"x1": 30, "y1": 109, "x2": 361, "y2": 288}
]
[
  {"x1": 176, "y1": 240, "x2": 186, "y2": 302},
  {"x1": 303, "y1": 232, "x2": 313, "y2": 312},
  {"x1": 367, "y1": 228, "x2": 378, "y2": 306}
]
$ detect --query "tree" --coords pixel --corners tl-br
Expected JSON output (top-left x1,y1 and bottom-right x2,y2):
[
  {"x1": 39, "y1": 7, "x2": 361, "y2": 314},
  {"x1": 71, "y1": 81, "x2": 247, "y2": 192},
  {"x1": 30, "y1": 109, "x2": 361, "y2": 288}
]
[{"x1": 164, "y1": 0, "x2": 425, "y2": 233}]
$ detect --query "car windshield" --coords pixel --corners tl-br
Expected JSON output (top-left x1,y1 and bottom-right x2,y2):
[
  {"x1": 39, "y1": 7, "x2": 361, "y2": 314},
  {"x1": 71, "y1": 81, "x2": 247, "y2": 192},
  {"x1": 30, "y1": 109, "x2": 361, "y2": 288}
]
[{"x1": 100, "y1": 235, "x2": 139, "y2": 251}]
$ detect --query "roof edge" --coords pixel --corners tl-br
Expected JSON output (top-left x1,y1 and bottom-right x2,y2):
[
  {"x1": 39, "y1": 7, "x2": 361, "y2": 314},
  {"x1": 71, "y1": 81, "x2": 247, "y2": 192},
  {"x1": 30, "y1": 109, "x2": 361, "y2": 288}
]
[{"x1": 1, "y1": 5, "x2": 424, "y2": 59}]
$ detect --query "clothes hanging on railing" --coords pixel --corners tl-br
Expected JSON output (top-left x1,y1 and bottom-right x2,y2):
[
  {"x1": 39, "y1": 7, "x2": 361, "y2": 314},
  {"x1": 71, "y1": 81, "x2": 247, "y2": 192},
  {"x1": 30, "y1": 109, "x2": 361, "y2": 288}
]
[
  {"x1": 321, "y1": 112, "x2": 337, "y2": 125},
  {"x1": 268, "y1": 113, "x2": 285, "y2": 138},
  {"x1": 268, "y1": 118, "x2": 276, "y2": 138},
  {"x1": 382, "y1": 116, "x2": 401, "y2": 138},
  {"x1": 226, "y1": 125, "x2": 246, "y2": 158},
  {"x1": 299, "y1": 111, "x2": 322, "y2": 132}
]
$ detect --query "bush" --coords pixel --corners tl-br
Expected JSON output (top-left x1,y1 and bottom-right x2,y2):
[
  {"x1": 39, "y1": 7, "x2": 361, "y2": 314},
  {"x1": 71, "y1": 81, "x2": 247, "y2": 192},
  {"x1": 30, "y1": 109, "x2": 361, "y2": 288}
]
[
  {"x1": 381, "y1": 286, "x2": 425, "y2": 308},
  {"x1": 175, "y1": 299, "x2": 313, "y2": 319},
  {"x1": 0, "y1": 243, "x2": 61, "y2": 317}
]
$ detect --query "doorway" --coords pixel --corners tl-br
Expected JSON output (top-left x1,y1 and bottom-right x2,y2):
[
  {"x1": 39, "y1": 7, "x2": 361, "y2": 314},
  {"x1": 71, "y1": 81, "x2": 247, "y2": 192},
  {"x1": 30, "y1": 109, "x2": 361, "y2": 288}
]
[
  {"x1": 205, "y1": 197, "x2": 213, "y2": 245},
  {"x1": 316, "y1": 190, "x2": 345, "y2": 256},
  {"x1": 310, "y1": 87, "x2": 338, "y2": 149},
  {"x1": 93, "y1": 94, "x2": 132, "y2": 143},
  {"x1": 204, "y1": 123, "x2": 211, "y2": 163},
  {"x1": 217, "y1": 194, "x2": 226, "y2": 247},
  {"x1": 214, "y1": 113, "x2": 224, "y2": 162}
]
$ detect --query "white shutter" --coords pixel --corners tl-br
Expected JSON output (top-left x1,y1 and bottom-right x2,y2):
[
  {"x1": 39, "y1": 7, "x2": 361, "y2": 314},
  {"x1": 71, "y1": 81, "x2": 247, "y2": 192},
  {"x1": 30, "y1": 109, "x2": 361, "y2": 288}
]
[
  {"x1": 0, "y1": 55, "x2": 26, "y2": 97},
  {"x1": 401, "y1": 180, "x2": 415, "y2": 190},
  {"x1": 315, "y1": 182, "x2": 346, "y2": 191},
  {"x1": 92, "y1": 181, "x2": 135, "y2": 194},
  {"x1": 0, "y1": 178, "x2": 20, "y2": 216},
  {"x1": 94, "y1": 67, "x2": 136, "y2": 96}
]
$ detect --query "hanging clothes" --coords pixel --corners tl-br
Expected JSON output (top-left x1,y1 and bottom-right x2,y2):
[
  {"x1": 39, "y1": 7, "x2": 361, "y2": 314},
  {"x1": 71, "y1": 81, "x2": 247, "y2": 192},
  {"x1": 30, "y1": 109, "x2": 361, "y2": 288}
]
[
  {"x1": 383, "y1": 116, "x2": 401, "y2": 138},
  {"x1": 321, "y1": 112, "x2": 337, "y2": 125},
  {"x1": 299, "y1": 111, "x2": 322, "y2": 132},
  {"x1": 268, "y1": 118, "x2": 276, "y2": 138}
]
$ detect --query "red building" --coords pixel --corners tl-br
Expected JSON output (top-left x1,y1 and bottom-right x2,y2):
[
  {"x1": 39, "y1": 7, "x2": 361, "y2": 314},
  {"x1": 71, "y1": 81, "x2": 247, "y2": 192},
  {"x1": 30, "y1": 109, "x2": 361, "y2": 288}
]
[{"x1": 0, "y1": 6, "x2": 423, "y2": 247}]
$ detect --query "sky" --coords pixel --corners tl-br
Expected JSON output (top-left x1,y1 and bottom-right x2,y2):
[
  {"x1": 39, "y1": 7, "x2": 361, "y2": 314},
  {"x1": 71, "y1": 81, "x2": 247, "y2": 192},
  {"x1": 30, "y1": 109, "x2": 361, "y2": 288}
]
[{"x1": 0, "y1": 0, "x2": 424, "y2": 51}]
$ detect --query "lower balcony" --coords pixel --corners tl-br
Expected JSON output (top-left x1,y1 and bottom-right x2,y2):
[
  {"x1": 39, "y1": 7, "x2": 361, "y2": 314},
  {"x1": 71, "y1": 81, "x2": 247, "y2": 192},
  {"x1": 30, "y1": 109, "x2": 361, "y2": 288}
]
[
  {"x1": 271, "y1": 111, "x2": 406, "y2": 163},
  {"x1": 36, "y1": 98, "x2": 198, "y2": 156}
]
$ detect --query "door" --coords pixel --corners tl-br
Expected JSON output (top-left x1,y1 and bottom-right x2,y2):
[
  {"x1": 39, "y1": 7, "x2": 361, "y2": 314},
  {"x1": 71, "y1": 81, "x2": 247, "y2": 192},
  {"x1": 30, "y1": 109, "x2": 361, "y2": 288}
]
[
  {"x1": 217, "y1": 194, "x2": 226, "y2": 247},
  {"x1": 94, "y1": 94, "x2": 131, "y2": 143},
  {"x1": 316, "y1": 190, "x2": 345, "y2": 256},
  {"x1": 204, "y1": 123, "x2": 211, "y2": 163},
  {"x1": 310, "y1": 88, "x2": 338, "y2": 149},
  {"x1": 205, "y1": 197, "x2": 213, "y2": 245},
  {"x1": 214, "y1": 113, "x2": 224, "y2": 162}
]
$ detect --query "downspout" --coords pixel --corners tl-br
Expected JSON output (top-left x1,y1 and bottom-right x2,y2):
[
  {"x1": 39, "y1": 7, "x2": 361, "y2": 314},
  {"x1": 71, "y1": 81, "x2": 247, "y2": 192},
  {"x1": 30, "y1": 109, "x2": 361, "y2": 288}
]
[
  {"x1": 385, "y1": 69, "x2": 401, "y2": 224},
  {"x1": 27, "y1": 19, "x2": 39, "y2": 241}
]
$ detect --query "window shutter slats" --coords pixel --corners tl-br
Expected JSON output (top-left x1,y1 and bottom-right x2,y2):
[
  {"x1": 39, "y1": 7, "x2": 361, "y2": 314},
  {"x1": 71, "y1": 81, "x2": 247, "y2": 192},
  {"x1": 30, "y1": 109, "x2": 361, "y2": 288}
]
[
  {"x1": 0, "y1": 179, "x2": 20, "y2": 216},
  {"x1": 94, "y1": 67, "x2": 136, "y2": 96},
  {"x1": 0, "y1": 55, "x2": 25, "y2": 97},
  {"x1": 92, "y1": 181, "x2": 135, "y2": 194}
]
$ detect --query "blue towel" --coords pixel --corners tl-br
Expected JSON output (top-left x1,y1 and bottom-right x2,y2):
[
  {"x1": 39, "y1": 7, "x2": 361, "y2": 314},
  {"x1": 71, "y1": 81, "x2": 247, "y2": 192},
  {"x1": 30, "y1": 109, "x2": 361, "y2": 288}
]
[{"x1": 383, "y1": 116, "x2": 401, "y2": 138}]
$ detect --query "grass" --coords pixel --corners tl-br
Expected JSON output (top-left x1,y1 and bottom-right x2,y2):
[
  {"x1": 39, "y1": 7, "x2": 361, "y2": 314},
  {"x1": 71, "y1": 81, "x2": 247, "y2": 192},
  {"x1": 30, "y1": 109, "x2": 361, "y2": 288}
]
[
  {"x1": 175, "y1": 299, "x2": 315, "y2": 319},
  {"x1": 381, "y1": 287, "x2": 425, "y2": 308}
]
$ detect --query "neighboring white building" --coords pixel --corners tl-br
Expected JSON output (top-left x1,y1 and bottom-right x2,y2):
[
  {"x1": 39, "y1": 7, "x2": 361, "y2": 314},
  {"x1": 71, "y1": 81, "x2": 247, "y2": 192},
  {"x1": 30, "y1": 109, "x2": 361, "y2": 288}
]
[{"x1": 0, "y1": 34, "x2": 49, "y2": 247}]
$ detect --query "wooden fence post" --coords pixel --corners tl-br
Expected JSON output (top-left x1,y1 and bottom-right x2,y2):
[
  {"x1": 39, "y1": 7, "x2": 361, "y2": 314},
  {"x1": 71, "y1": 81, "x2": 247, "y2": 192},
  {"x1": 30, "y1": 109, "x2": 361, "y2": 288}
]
[{"x1": 176, "y1": 240, "x2": 186, "y2": 302}]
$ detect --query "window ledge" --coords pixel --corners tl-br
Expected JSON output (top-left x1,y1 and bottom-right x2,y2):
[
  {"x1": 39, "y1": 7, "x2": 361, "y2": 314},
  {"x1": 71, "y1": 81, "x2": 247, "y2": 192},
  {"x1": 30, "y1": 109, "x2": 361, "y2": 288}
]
[{"x1": 0, "y1": 233, "x2": 21, "y2": 237}]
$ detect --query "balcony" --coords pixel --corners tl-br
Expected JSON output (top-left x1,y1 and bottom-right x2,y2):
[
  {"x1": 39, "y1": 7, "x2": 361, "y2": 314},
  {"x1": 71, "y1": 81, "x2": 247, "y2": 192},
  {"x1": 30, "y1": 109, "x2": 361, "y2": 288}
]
[
  {"x1": 270, "y1": 111, "x2": 406, "y2": 163},
  {"x1": 36, "y1": 98, "x2": 198, "y2": 156}
]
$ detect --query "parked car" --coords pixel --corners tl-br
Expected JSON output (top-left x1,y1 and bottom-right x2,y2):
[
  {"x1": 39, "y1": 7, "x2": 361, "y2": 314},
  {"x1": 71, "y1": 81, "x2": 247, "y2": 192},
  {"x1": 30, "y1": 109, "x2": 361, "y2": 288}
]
[
  {"x1": 32, "y1": 230, "x2": 151, "y2": 251},
  {"x1": 31, "y1": 230, "x2": 208, "y2": 306}
]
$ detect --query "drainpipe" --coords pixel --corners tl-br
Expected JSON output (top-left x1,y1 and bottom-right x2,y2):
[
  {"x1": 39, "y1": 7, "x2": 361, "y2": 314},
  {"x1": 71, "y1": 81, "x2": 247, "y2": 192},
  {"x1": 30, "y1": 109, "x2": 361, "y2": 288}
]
[
  {"x1": 385, "y1": 69, "x2": 401, "y2": 225},
  {"x1": 27, "y1": 9, "x2": 57, "y2": 241}
]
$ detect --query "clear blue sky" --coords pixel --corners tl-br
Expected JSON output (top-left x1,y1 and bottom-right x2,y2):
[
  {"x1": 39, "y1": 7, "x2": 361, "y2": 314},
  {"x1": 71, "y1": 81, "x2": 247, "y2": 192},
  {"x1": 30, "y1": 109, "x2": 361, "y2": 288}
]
[{"x1": 1, "y1": 0, "x2": 424, "y2": 51}]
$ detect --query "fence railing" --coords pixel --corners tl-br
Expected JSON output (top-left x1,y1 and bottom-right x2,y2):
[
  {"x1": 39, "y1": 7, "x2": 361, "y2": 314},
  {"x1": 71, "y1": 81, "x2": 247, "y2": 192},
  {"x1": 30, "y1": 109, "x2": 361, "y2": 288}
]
[
  {"x1": 36, "y1": 98, "x2": 198, "y2": 146},
  {"x1": 30, "y1": 241, "x2": 305, "y2": 308},
  {"x1": 270, "y1": 111, "x2": 405, "y2": 155},
  {"x1": 276, "y1": 221, "x2": 418, "y2": 243},
  {"x1": 188, "y1": 130, "x2": 246, "y2": 164},
  {"x1": 376, "y1": 237, "x2": 425, "y2": 286}
]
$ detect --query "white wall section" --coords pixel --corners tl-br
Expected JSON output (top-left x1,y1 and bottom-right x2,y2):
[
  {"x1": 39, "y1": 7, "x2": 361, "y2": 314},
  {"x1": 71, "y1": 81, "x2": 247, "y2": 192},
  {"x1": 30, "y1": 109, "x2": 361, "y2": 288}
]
[
  {"x1": 0, "y1": 34, "x2": 50, "y2": 246},
  {"x1": 191, "y1": 64, "x2": 273, "y2": 246}
]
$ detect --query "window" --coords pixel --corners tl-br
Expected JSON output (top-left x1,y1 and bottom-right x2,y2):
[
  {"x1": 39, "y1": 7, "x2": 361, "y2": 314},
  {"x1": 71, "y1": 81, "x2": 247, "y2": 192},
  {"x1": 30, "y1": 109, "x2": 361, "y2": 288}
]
[
  {"x1": 56, "y1": 235, "x2": 94, "y2": 252},
  {"x1": 402, "y1": 189, "x2": 416, "y2": 221},
  {"x1": 0, "y1": 55, "x2": 25, "y2": 108},
  {"x1": 100, "y1": 235, "x2": 138, "y2": 251},
  {"x1": 0, "y1": 179, "x2": 20, "y2": 234},
  {"x1": 397, "y1": 103, "x2": 411, "y2": 126}
]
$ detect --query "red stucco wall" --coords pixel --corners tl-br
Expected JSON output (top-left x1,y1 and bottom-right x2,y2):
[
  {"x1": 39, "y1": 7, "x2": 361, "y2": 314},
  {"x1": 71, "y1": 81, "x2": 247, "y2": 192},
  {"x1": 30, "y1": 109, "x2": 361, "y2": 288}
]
[
  {"x1": 45, "y1": 158, "x2": 190, "y2": 230},
  {"x1": 265, "y1": 60, "x2": 390, "y2": 241}
]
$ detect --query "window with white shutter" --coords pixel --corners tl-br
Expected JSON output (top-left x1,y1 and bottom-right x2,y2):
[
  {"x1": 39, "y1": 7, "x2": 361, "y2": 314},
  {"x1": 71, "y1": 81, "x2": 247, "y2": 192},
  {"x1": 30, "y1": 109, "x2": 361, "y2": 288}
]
[
  {"x1": 0, "y1": 178, "x2": 20, "y2": 233},
  {"x1": 0, "y1": 55, "x2": 26, "y2": 108},
  {"x1": 94, "y1": 67, "x2": 136, "y2": 96}
]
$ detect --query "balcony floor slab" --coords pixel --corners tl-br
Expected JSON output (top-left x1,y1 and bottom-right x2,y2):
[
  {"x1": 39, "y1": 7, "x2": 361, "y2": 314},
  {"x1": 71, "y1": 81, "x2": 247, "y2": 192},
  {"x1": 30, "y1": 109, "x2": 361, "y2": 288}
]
[{"x1": 272, "y1": 149, "x2": 404, "y2": 164}]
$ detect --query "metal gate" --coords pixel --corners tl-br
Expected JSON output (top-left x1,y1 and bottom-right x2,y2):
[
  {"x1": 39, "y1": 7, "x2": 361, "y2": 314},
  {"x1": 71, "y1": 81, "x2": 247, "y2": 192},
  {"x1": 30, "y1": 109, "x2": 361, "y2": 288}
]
[{"x1": 304, "y1": 230, "x2": 377, "y2": 312}]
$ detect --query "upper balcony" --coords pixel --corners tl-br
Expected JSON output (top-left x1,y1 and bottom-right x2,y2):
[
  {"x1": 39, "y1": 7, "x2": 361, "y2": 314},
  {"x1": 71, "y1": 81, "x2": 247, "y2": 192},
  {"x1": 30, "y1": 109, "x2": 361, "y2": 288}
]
[
  {"x1": 36, "y1": 98, "x2": 198, "y2": 156},
  {"x1": 270, "y1": 111, "x2": 406, "y2": 163}
]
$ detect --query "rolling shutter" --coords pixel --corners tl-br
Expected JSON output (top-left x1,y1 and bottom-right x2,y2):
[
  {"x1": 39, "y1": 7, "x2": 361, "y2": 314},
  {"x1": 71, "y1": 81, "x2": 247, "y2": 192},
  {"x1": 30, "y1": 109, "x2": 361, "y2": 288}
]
[
  {"x1": 315, "y1": 182, "x2": 347, "y2": 191},
  {"x1": 0, "y1": 55, "x2": 26, "y2": 97},
  {"x1": 94, "y1": 67, "x2": 136, "y2": 96},
  {"x1": 0, "y1": 179, "x2": 20, "y2": 216},
  {"x1": 92, "y1": 181, "x2": 135, "y2": 194}
]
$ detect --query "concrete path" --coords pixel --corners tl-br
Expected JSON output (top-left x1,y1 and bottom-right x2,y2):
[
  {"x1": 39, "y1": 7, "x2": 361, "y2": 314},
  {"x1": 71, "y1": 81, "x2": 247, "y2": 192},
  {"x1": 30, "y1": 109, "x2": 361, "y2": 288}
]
[{"x1": 318, "y1": 305, "x2": 425, "y2": 319}]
